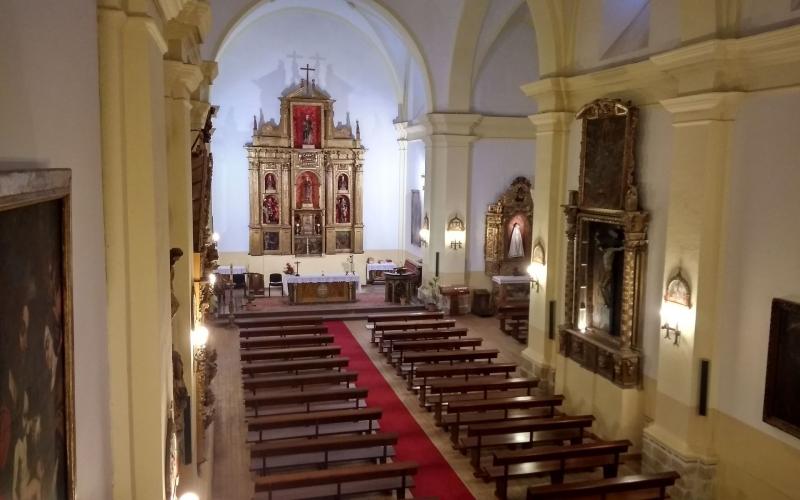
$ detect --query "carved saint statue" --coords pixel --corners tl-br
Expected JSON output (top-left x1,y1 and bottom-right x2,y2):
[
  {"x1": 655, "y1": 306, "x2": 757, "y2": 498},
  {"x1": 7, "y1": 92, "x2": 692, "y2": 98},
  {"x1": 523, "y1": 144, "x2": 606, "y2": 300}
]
[
  {"x1": 338, "y1": 174, "x2": 348, "y2": 191},
  {"x1": 262, "y1": 196, "x2": 279, "y2": 224},
  {"x1": 265, "y1": 173, "x2": 276, "y2": 191},
  {"x1": 302, "y1": 176, "x2": 313, "y2": 204},
  {"x1": 302, "y1": 114, "x2": 313, "y2": 145},
  {"x1": 508, "y1": 223, "x2": 524, "y2": 258},
  {"x1": 595, "y1": 229, "x2": 625, "y2": 308}
]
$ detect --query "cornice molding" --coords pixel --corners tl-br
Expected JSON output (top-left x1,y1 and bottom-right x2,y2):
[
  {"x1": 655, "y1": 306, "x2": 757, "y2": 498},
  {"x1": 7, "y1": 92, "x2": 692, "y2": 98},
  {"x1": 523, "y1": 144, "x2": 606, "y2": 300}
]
[
  {"x1": 522, "y1": 24, "x2": 800, "y2": 110},
  {"x1": 164, "y1": 60, "x2": 204, "y2": 99},
  {"x1": 423, "y1": 113, "x2": 482, "y2": 136},
  {"x1": 660, "y1": 92, "x2": 745, "y2": 123},
  {"x1": 473, "y1": 116, "x2": 535, "y2": 139},
  {"x1": 527, "y1": 112, "x2": 574, "y2": 134}
]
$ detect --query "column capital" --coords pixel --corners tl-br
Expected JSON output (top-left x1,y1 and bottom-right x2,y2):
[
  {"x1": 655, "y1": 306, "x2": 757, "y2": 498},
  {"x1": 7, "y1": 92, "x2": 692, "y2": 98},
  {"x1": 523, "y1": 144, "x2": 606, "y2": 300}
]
[
  {"x1": 164, "y1": 60, "x2": 203, "y2": 100},
  {"x1": 521, "y1": 77, "x2": 571, "y2": 113},
  {"x1": 424, "y1": 134, "x2": 477, "y2": 148},
  {"x1": 423, "y1": 112, "x2": 482, "y2": 136},
  {"x1": 528, "y1": 111, "x2": 574, "y2": 134},
  {"x1": 660, "y1": 91, "x2": 745, "y2": 123}
]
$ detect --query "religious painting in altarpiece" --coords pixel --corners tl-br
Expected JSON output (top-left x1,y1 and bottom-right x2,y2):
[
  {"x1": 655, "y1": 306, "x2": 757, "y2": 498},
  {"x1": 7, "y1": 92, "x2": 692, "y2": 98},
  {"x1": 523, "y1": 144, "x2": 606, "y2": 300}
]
[
  {"x1": 484, "y1": 176, "x2": 534, "y2": 276},
  {"x1": 559, "y1": 98, "x2": 649, "y2": 389},
  {"x1": 246, "y1": 78, "x2": 364, "y2": 256}
]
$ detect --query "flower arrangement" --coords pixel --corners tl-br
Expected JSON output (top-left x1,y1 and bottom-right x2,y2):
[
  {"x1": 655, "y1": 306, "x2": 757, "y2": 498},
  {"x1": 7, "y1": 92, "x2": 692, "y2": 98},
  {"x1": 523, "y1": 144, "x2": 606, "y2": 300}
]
[{"x1": 283, "y1": 262, "x2": 295, "y2": 275}]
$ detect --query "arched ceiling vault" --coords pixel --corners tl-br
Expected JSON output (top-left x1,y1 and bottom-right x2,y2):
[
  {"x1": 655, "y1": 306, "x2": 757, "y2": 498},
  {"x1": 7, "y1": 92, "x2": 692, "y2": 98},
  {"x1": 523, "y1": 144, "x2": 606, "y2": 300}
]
[{"x1": 212, "y1": 0, "x2": 434, "y2": 115}]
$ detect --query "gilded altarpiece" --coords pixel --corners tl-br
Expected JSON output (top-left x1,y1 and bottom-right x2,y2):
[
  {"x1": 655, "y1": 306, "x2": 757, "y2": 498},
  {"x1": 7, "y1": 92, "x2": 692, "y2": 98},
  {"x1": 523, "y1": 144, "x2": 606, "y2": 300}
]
[
  {"x1": 560, "y1": 99, "x2": 649, "y2": 388},
  {"x1": 246, "y1": 80, "x2": 364, "y2": 256},
  {"x1": 484, "y1": 176, "x2": 534, "y2": 276}
]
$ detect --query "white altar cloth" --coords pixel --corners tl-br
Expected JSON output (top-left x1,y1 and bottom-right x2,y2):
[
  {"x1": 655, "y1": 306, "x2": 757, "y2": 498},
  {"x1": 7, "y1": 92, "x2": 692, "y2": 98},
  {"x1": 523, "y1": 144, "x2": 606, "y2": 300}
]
[
  {"x1": 217, "y1": 266, "x2": 247, "y2": 275},
  {"x1": 283, "y1": 274, "x2": 362, "y2": 295},
  {"x1": 491, "y1": 275, "x2": 531, "y2": 285},
  {"x1": 367, "y1": 263, "x2": 397, "y2": 272}
]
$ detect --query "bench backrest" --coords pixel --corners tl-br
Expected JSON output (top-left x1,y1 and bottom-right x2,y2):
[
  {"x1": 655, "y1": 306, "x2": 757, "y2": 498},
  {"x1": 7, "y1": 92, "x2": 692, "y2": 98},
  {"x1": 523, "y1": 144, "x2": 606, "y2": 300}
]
[
  {"x1": 247, "y1": 407, "x2": 382, "y2": 431},
  {"x1": 414, "y1": 362, "x2": 517, "y2": 378},
  {"x1": 254, "y1": 461, "x2": 419, "y2": 492},
  {"x1": 468, "y1": 414, "x2": 593, "y2": 437},
  {"x1": 375, "y1": 319, "x2": 456, "y2": 331},
  {"x1": 367, "y1": 311, "x2": 444, "y2": 323},
  {"x1": 495, "y1": 440, "x2": 631, "y2": 466},
  {"x1": 526, "y1": 471, "x2": 680, "y2": 499},
  {"x1": 431, "y1": 377, "x2": 539, "y2": 395},
  {"x1": 447, "y1": 394, "x2": 564, "y2": 414},
  {"x1": 404, "y1": 349, "x2": 499, "y2": 362}
]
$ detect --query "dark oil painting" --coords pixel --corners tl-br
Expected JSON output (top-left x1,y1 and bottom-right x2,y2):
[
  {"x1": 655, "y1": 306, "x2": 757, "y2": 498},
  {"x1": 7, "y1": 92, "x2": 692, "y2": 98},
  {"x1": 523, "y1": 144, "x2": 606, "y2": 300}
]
[
  {"x1": 0, "y1": 198, "x2": 71, "y2": 499},
  {"x1": 764, "y1": 298, "x2": 800, "y2": 439}
]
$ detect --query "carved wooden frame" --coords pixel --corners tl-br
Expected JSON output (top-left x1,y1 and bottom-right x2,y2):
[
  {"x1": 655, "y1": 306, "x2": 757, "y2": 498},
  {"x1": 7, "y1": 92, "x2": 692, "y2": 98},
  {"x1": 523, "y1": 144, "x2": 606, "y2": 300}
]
[
  {"x1": 484, "y1": 176, "x2": 534, "y2": 276},
  {"x1": 560, "y1": 99, "x2": 649, "y2": 388}
]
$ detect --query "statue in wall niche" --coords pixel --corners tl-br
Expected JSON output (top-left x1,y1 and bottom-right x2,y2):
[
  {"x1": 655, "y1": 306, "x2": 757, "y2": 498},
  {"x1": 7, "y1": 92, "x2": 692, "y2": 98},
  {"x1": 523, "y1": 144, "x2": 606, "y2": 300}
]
[
  {"x1": 302, "y1": 114, "x2": 314, "y2": 145},
  {"x1": 508, "y1": 222, "x2": 524, "y2": 258},
  {"x1": 169, "y1": 247, "x2": 183, "y2": 318},
  {"x1": 172, "y1": 350, "x2": 190, "y2": 462},
  {"x1": 595, "y1": 227, "x2": 625, "y2": 309},
  {"x1": 302, "y1": 175, "x2": 313, "y2": 203}
]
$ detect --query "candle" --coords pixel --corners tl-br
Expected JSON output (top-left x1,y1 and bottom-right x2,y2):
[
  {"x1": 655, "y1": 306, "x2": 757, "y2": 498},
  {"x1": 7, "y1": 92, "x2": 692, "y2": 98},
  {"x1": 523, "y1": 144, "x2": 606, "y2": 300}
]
[{"x1": 435, "y1": 252, "x2": 439, "y2": 278}]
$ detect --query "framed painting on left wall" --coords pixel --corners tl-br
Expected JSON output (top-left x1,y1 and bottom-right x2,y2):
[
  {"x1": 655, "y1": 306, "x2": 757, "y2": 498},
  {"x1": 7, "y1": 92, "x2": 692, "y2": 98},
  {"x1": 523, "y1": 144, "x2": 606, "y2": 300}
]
[{"x1": 0, "y1": 170, "x2": 75, "y2": 500}]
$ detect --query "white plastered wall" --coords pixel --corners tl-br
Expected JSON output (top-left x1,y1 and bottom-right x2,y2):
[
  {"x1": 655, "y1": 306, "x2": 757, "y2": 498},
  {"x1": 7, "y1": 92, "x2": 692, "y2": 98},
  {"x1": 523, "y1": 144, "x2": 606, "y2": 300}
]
[
  {"x1": 0, "y1": 0, "x2": 111, "y2": 497},
  {"x1": 715, "y1": 89, "x2": 800, "y2": 450}
]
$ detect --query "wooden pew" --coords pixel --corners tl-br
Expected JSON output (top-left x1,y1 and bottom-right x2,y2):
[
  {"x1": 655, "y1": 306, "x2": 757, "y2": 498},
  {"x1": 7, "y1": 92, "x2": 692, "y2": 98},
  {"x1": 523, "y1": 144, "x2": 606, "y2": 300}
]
[
  {"x1": 463, "y1": 414, "x2": 595, "y2": 474},
  {"x1": 526, "y1": 471, "x2": 680, "y2": 500},
  {"x1": 411, "y1": 362, "x2": 517, "y2": 393},
  {"x1": 240, "y1": 334, "x2": 334, "y2": 350},
  {"x1": 373, "y1": 319, "x2": 456, "y2": 344},
  {"x1": 240, "y1": 345, "x2": 341, "y2": 363},
  {"x1": 390, "y1": 338, "x2": 483, "y2": 366},
  {"x1": 247, "y1": 407, "x2": 382, "y2": 442},
  {"x1": 497, "y1": 304, "x2": 527, "y2": 332},
  {"x1": 402, "y1": 349, "x2": 499, "y2": 382},
  {"x1": 245, "y1": 387, "x2": 368, "y2": 416},
  {"x1": 367, "y1": 311, "x2": 445, "y2": 342},
  {"x1": 239, "y1": 324, "x2": 328, "y2": 339},
  {"x1": 243, "y1": 371, "x2": 358, "y2": 395},
  {"x1": 250, "y1": 432, "x2": 399, "y2": 473},
  {"x1": 253, "y1": 461, "x2": 418, "y2": 499},
  {"x1": 236, "y1": 315, "x2": 324, "y2": 328},
  {"x1": 241, "y1": 356, "x2": 349, "y2": 377},
  {"x1": 426, "y1": 376, "x2": 539, "y2": 420},
  {"x1": 487, "y1": 440, "x2": 632, "y2": 499},
  {"x1": 445, "y1": 395, "x2": 565, "y2": 444},
  {"x1": 379, "y1": 327, "x2": 469, "y2": 354}
]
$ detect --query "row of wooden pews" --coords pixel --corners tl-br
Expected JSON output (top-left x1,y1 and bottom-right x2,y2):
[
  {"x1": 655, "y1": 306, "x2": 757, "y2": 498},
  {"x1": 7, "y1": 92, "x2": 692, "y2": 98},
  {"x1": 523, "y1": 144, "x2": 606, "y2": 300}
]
[
  {"x1": 237, "y1": 315, "x2": 419, "y2": 499},
  {"x1": 496, "y1": 303, "x2": 529, "y2": 343},
  {"x1": 366, "y1": 312, "x2": 680, "y2": 499}
]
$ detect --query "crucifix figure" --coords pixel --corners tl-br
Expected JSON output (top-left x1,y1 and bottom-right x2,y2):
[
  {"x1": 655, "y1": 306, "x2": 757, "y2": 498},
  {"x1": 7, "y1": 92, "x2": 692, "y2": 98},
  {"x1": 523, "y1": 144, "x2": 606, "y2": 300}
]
[{"x1": 300, "y1": 64, "x2": 315, "y2": 88}]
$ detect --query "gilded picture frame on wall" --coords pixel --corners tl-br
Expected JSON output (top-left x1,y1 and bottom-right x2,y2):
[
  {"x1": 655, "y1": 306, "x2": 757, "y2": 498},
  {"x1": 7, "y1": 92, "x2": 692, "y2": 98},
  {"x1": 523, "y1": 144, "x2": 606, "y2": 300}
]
[{"x1": 0, "y1": 170, "x2": 76, "y2": 500}]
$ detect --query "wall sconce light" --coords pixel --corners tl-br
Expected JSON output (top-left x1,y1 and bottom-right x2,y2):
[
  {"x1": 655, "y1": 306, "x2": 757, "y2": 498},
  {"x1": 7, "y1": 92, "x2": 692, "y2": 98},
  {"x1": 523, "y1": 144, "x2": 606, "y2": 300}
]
[
  {"x1": 446, "y1": 215, "x2": 465, "y2": 250},
  {"x1": 211, "y1": 232, "x2": 220, "y2": 242},
  {"x1": 419, "y1": 214, "x2": 430, "y2": 247},
  {"x1": 191, "y1": 325, "x2": 209, "y2": 349},
  {"x1": 179, "y1": 494, "x2": 200, "y2": 500},
  {"x1": 208, "y1": 272, "x2": 217, "y2": 286},
  {"x1": 527, "y1": 241, "x2": 546, "y2": 292},
  {"x1": 661, "y1": 269, "x2": 692, "y2": 345}
]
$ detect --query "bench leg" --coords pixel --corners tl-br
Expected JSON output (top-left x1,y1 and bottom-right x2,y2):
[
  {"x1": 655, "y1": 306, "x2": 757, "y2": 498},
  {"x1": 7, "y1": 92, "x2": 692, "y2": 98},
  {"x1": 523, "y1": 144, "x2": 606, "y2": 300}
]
[
  {"x1": 495, "y1": 477, "x2": 508, "y2": 500},
  {"x1": 470, "y1": 447, "x2": 482, "y2": 475},
  {"x1": 550, "y1": 470, "x2": 564, "y2": 484},
  {"x1": 603, "y1": 464, "x2": 619, "y2": 478}
]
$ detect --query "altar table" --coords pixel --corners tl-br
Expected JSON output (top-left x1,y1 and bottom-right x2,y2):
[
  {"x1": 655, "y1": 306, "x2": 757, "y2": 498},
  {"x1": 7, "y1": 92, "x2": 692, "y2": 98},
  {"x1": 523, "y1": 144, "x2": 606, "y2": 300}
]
[
  {"x1": 366, "y1": 262, "x2": 398, "y2": 284},
  {"x1": 283, "y1": 274, "x2": 361, "y2": 305},
  {"x1": 491, "y1": 275, "x2": 531, "y2": 307}
]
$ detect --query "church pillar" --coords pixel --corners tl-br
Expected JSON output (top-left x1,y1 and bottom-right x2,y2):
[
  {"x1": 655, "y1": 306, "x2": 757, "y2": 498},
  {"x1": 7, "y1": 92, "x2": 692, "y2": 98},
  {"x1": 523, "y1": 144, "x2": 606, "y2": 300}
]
[
  {"x1": 522, "y1": 111, "x2": 573, "y2": 387},
  {"x1": 164, "y1": 59, "x2": 203, "y2": 487},
  {"x1": 98, "y1": 5, "x2": 172, "y2": 498},
  {"x1": 395, "y1": 123, "x2": 409, "y2": 259},
  {"x1": 420, "y1": 113, "x2": 480, "y2": 286},
  {"x1": 643, "y1": 92, "x2": 743, "y2": 500},
  {"x1": 353, "y1": 160, "x2": 365, "y2": 253}
]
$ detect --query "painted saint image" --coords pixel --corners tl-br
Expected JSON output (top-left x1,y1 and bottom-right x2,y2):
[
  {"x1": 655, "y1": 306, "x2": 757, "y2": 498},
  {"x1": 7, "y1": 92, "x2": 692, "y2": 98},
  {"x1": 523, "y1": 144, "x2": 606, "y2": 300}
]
[
  {"x1": 302, "y1": 176, "x2": 313, "y2": 204},
  {"x1": 336, "y1": 196, "x2": 350, "y2": 223},
  {"x1": 508, "y1": 222, "x2": 524, "y2": 258},
  {"x1": 265, "y1": 173, "x2": 276, "y2": 191},
  {"x1": 262, "y1": 196, "x2": 279, "y2": 224},
  {"x1": 302, "y1": 114, "x2": 313, "y2": 145}
]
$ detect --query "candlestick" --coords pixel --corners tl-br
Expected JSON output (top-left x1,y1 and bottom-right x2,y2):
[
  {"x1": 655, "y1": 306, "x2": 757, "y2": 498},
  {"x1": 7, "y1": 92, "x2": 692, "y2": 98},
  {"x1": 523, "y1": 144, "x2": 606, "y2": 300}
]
[
  {"x1": 294, "y1": 260, "x2": 300, "y2": 276},
  {"x1": 435, "y1": 252, "x2": 440, "y2": 278}
]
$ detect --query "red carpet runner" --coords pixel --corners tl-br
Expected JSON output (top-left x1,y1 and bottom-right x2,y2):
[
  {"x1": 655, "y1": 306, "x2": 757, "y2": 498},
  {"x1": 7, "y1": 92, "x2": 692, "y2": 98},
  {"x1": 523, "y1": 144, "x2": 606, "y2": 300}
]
[{"x1": 326, "y1": 321, "x2": 474, "y2": 500}]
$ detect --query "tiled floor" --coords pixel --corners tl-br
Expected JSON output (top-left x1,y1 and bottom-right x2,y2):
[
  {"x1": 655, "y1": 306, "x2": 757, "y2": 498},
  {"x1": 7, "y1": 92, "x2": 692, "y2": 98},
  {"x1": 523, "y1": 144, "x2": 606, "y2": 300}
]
[{"x1": 210, "y1": 310, "x2": 638, "y2": 499}]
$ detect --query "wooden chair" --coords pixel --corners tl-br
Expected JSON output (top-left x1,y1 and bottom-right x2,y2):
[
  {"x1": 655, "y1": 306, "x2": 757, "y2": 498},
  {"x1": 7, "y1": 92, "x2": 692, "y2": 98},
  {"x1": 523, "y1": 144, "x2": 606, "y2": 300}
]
[{"x1": 268, "y1": 272, "x2": 283, "y2": 296}]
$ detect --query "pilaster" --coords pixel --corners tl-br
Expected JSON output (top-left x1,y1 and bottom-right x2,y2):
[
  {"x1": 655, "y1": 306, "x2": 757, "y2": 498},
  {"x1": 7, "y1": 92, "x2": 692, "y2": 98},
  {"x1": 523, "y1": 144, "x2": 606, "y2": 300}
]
[
  {"x1": 395, "y1": 122, "x2": 410, "y2": 257},
  {"x1": 521, "y1": 111, "x2": 573, "y2": 386},
  {"x1": 643, "y1": 91, "x2": 744, "y2": 500},
  {"x1": 98, "y1": 5, "x2": 172, "y2": 499},
  {"x1": 420, "y1": 113, "x2": 480, "y2": 286}
]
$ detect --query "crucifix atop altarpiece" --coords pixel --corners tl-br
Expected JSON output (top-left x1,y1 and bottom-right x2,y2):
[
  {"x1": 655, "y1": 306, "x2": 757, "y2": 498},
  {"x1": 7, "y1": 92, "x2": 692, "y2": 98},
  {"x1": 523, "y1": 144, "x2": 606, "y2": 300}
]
[{"x1": 246, "y1": 78, "x2": 365, "y2": 256}]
